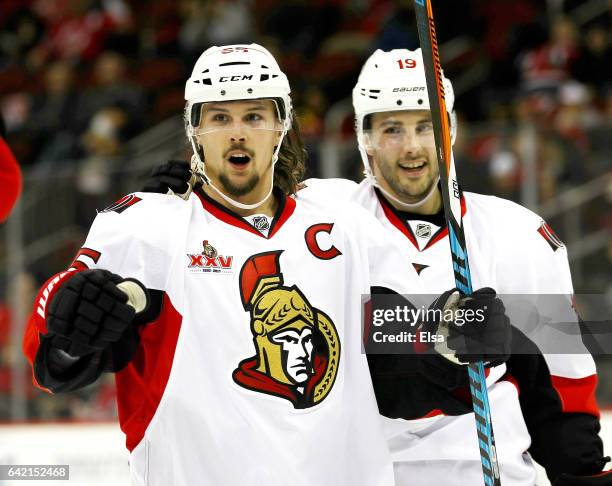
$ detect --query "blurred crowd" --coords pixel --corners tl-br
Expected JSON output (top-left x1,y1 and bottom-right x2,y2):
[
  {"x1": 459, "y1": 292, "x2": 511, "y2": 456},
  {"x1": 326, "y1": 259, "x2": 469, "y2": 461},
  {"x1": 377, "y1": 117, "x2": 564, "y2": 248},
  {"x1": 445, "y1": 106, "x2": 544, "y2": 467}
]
[{"x1": 0, "y1": 0, "x2": 610, "y2": 420}]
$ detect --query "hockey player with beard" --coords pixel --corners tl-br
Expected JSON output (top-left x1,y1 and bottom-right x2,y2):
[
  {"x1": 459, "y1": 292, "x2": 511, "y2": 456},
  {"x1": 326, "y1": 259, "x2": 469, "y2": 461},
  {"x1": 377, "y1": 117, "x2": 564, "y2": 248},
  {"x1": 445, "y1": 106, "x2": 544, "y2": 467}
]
[
  {"x1": 145, "y1": 48, "x2": 610, "y2": 486},
  {"x1": 302, "y1": 49, "x2": 611, "y2": 486},
  {"x1": 22, "y1": 44, "x2": 510, "y2": 485}
]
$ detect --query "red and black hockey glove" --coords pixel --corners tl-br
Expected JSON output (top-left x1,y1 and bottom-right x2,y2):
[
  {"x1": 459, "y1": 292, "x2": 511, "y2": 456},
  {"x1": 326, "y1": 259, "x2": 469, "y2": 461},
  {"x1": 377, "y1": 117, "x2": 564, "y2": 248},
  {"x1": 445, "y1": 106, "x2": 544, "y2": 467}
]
[
  {"x1": 141, "y1": 160, "x2": 192, "y2": 195},
  {"x1": 46, "y1": 269, "x2": 149, "y2": 359},
  {"x1": 553, "y1": 470, "x2": 612, "y2": 485}
]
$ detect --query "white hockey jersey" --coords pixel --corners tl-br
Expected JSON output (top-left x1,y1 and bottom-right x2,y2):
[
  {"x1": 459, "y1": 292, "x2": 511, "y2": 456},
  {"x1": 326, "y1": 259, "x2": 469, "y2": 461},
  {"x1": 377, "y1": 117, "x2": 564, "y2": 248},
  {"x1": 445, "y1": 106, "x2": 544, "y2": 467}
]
[
  {"x1": 299, "y1": 178, "x2": 601, "y2": 486},
  {"x1": 25, "y1": 188, "x2": 425, "y2": 486}
]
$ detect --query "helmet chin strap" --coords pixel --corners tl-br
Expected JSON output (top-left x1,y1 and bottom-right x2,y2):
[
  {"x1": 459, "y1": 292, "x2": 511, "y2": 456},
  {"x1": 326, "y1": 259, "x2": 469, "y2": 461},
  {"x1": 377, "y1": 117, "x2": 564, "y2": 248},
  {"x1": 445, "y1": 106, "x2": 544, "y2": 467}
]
[
  {"x1": 206, "y1": 166, "x2": 275, "y2": 211},
  {"x1": 366, "y1": 172, "x2": 440, "y2": 210},
  {"x1": 191, "y1": 132, "x2": 286, "y2": 211}
]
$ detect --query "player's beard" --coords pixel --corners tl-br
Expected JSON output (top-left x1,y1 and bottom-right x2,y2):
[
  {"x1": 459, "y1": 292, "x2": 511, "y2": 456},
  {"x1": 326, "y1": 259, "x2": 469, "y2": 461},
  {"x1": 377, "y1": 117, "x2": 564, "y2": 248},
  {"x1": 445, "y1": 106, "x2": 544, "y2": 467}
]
[
  {"x1": 377, "y1": 155, "x2": 437, "y2": 204},
  {"x1": 218, "y1": 172, "x2": 260, "y2": 197}
]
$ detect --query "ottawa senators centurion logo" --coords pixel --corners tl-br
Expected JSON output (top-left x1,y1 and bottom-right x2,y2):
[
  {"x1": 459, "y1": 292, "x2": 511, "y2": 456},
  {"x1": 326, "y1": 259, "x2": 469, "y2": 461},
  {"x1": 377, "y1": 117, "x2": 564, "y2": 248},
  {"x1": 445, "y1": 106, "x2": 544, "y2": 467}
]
[{"x1": 233, "y1": 251, "x2": 341, "y2": 409}]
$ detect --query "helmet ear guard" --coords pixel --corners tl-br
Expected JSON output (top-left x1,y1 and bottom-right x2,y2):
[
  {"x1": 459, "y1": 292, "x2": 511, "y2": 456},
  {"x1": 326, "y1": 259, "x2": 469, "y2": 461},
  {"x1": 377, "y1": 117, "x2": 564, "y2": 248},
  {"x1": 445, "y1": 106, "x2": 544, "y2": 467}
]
[{"x1": 189, "y1": 102, "x2": 203, "y2": 129}]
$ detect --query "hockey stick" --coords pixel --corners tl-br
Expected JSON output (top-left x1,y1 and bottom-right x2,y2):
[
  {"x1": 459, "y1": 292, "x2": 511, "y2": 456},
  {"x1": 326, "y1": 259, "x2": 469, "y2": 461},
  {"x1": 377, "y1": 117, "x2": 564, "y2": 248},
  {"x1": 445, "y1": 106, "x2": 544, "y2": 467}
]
[{"x1": 413, "y1": 1, "x2": 502, "y2": 485}]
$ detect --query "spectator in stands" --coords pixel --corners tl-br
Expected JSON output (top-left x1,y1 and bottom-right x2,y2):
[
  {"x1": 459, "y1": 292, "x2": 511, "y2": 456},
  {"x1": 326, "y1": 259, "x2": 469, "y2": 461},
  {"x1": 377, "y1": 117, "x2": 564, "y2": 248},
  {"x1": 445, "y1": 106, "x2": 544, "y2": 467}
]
[
  {"x1": 554, "y1": 81, "x2": 601, "y2": 157},
  {"x1": 0, "y1": 7, "x2": 45, "y2": 67},
  {"x1": 75, "y1": 104, "x2": 131, "y2": 228},
  {"x1": 488, "y1": 149, "x2": 520, "y2": 201},
  {"x1": 572, "y1": 23, "x2": 612, "y2": 96},
  {"x1": 201, "y1": 0, "x2": 254, "y2": 47},
  {"x1": 296, "y1": 86, "x2": 327, "y2": 140},
  {"x1": 177, "y1": 0, "x2": 254, "y2": 68},
  {"x1": 177, "y1": 0, "x2": 210, "y2": 67},
  {"x1": 518, "y1": 15, "x2": 579, "y2": 92},
  {"x1": 27, "y1": 61, "x2": 82, "y2": 166},
  {"x1": 479, "y1": 0, "x2": 538, "y2": 64},
  {"x1": 76, "y1": 51, "x2": 146, "y2": 133},
  {"x1": 28, "y1": 0, "x2": 133, "y2": 68}
]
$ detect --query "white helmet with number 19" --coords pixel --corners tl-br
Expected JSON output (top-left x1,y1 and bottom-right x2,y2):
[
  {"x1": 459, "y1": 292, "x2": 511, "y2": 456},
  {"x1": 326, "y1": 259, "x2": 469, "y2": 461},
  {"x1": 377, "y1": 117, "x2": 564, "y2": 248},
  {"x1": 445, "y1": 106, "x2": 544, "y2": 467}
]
[
  {"x1": 184, "y1": 43, "x2": 293, "y2": 210},
  {"x1": 352, "y1": 48, "x2": 456, "y2": 206}
]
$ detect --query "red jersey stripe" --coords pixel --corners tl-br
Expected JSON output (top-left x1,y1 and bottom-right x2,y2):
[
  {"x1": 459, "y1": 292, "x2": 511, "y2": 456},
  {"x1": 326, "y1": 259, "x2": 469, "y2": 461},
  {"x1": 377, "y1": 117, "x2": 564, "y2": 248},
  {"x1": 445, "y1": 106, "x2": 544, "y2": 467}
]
[{"x1": 115, "y1": 293, "x2": 183, "y2": 451}]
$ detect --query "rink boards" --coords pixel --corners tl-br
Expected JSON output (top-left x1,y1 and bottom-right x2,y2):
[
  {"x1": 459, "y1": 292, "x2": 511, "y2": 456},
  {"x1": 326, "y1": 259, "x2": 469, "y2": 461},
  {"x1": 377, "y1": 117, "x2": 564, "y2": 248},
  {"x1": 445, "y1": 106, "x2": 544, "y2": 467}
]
[{"x1": 1, "y1": 413, "x2": 611, "y2": 485}]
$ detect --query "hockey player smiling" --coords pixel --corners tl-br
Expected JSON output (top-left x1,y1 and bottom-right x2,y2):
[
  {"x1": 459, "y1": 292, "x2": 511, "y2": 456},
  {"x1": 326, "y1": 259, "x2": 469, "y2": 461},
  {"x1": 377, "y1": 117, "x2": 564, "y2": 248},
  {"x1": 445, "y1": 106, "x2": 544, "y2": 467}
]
[
  {"x1": 352, "y1": 49, "x2": 609, "y2": 486},
  {"x1": 366, "y1": 109, "x2": 440, "y2": 213}
]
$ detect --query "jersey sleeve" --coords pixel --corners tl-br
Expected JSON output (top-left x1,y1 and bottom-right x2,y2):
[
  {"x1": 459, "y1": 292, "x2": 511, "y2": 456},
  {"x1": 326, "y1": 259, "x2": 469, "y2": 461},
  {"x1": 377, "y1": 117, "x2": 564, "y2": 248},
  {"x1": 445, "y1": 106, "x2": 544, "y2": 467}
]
[
  {"x1": 23, "y1": 193, "x2": 186, "y2": 393},
  {"x1": 484, "y1": 196, "x2": 605, "y2": 480},
  {"x1": 70, "y1": 194, "x2": 173, "y2": 287}
]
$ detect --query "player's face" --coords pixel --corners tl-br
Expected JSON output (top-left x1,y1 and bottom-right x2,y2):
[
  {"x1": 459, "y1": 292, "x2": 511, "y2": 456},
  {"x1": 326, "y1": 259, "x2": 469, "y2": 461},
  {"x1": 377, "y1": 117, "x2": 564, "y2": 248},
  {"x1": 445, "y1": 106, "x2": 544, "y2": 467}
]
[
  {"x1": 196, "y1": 100, "x2": 282, "y2": 198},
  {"x1": 272, "y1": 327, "x2": 314, "y2": 386},
  {"x1": 367, "y1": 110, "x2": 439, "y2": 204}
]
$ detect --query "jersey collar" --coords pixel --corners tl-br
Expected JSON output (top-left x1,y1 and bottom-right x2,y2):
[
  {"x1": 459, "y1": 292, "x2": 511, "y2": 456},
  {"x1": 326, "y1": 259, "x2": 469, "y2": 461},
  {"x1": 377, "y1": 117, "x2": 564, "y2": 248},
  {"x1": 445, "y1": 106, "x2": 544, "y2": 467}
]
[
  {"x1": 375, "y1": 188, "x2": 467, "y2": 252},
  {"x1": 195, "y1": 186, "x2": 296, "y2": 239}
]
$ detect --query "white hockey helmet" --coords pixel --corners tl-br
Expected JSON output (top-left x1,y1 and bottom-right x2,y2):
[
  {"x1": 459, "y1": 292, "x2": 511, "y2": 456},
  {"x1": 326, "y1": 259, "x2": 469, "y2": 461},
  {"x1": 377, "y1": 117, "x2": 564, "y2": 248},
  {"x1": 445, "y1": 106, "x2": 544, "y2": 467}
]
[
  {"x1": 352, "y1": 48, "x2": 457, "y2": 178},
  {"x1": 185, "y1": 43, "x2": 292, "y2": 137},
  {"x1": 184, "y1": 43, "x2": 293, "y2": 210}
]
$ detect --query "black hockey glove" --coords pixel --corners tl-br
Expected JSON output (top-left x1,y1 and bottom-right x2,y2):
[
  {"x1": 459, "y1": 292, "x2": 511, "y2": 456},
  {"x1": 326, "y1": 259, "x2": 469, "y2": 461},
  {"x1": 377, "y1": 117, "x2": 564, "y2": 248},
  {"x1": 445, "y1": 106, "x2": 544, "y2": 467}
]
[
  {"x1": 46, "y1": 269, "x2": 149, "y2": 359},
  {"x1": 417, "y1": 288, "x2": 511, "y2": 389},
  {"x1": 553, "y1": 470, "x2": 612, "y2": 485},
  {"x1": 141, "y1": 160, "x2": 192, "y2": 195},
  {"x1": 444, "y1": 287, "x2": 511, "y2": 366}
]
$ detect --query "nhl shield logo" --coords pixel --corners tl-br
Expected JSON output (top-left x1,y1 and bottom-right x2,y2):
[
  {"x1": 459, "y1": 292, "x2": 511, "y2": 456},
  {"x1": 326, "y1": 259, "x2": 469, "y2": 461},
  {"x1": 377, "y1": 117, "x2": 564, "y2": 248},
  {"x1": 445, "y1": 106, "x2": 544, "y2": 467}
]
[
  {"x1": 252, "y1": 216, "x2": 270, "y2": 231},
  {"x1": 415, "y1": 223, "x2": 431, "y2": 238}
]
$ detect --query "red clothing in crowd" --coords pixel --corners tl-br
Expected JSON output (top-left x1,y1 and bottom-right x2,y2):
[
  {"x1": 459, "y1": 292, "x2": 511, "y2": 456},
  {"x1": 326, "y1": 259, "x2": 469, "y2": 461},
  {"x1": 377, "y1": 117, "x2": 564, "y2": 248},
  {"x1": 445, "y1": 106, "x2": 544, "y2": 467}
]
[{"x1": 0, "y1": 137, "x2": 22, "y2": 222}]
